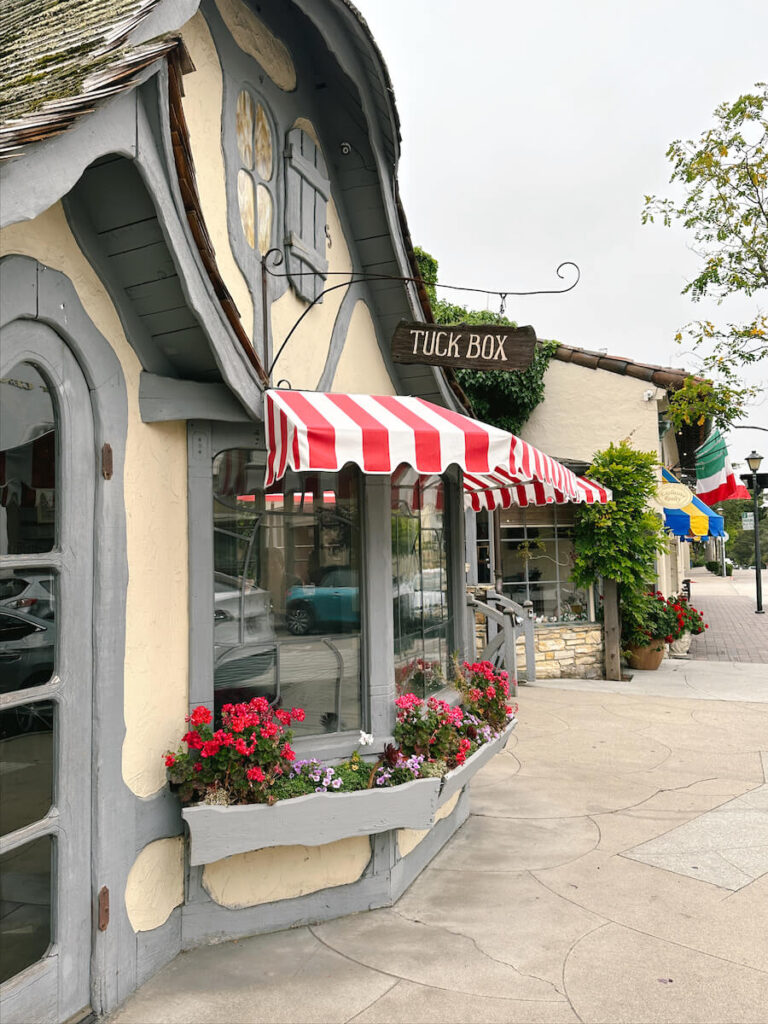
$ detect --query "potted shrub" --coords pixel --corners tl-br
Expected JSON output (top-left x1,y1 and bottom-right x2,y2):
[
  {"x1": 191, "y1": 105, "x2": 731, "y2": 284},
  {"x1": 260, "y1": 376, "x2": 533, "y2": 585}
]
[
  {"x1": 669, "y1": 594, "x2": 708, "y2": 655},
  {"x1": 621, "y1": 590, "x2": 684, "y2": 669}
]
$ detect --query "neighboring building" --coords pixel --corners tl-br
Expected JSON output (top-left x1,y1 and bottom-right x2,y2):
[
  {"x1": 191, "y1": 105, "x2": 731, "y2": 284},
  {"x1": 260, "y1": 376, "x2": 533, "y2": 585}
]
[
  {"x1": 0, "y1": 3, "x2": 608, "y2": 1021},
  {"x1": 468, "y1": 343, "x2": 713, "y2": 679}
]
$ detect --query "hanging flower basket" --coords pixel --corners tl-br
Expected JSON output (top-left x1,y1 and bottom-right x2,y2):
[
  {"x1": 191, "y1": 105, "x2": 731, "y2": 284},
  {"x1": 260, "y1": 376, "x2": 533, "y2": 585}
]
[{"x1": 183, "y1": 776, "x2": 441, "y2": 866}]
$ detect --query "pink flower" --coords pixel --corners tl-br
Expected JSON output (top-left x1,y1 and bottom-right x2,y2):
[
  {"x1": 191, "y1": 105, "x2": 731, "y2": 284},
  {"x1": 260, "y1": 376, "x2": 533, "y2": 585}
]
[
  {"x1": 246, "y1": 766, "x2": 265, "y2": 782},
  {"x1": 281, "y1": 743, "x2": 296, "y2": 761},
  {"x1": 291, "y1": 707, "x2": 306, "y2": 722},
  {"x1": 189, "y1": 706, "x2": 212, "y2": 726}
]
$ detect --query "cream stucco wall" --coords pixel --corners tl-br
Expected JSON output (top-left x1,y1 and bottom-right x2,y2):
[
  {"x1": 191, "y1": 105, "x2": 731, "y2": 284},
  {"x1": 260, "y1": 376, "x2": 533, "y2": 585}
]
[
  {"x1": 396, "y1": 791, "x2": 461, "y2": 858},
  {"x1": 181, "y1": 12, "x2": 255, "y2": 341},
  {"x1": 270, "y1": 195, "x2": 352, "y2": 390},
  {"x1": 125, "y1": 837, "x2": 185, "y2": 932},
  {"x1": 202, "y1": 835, "x2": 371, "y2": 908},
  {"x1": 331, "y1": 300, "x2": 397, "y2": 395},
  {"x1": 522, "y1": 361, "x2": 663, "y2": 462},
  {"x1": 0, "y1": 205, "x2": 189, "y2": 799}
]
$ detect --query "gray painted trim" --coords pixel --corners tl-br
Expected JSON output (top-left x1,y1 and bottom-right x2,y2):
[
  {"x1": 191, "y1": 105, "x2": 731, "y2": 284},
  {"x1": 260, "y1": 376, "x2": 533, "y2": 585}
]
[
  {"x1": 390, "y1": 786, "x2": 471, "y2": 901},
  {"x1": 136, "y1": 908, "x2": 183, "y2": 989},
  {"x1": 141, "y1": 73, "x2": 265, "y2": 414},
  {"x1": 62, "y1": 191, "x2": 178, "y2": 380},
  {"x1": 464, "y1": 506, "x2": 479, "y2": 586},
  {"x1": 316, "y1": 282, "x2": 363, "y2": 392},
  {"x1": 0, "y1": 319, "x2": 94, "y2": 1024},
  {"x1": 0, "y1": 90, "x2": 139, "y2": 229},
  {"x1": 184, "y1": 778, "x2": 441, "y2": 864},
  {"x1": 363, "y1": 475, "x2": 396, "y2": 739},
  {"x1": 182, "y1": 858, "x2": 393, "y2": 949},
  {"x1": 187, "y1": 422, "x2": 215, "y2": 713},
  {"x1": 127, "y1": 0, "x2": 201, "y2": 45},
  {"x1": 2, "y1": 68, "x2": 266, "y2": 419},
  {"x1": 139, "y1": 372, "x2": 250, "y2": 422},
  {"x1": 439, "y1": 718, "x2": 517, "y2": 807},
  {"x1": 0, "y1": 255, "x2": 139, "y2": 1016}
]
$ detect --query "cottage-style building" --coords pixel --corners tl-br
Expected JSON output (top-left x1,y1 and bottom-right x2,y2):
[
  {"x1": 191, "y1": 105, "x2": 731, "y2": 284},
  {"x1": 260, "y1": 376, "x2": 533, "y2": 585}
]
[
  {"x1": 467, "y1": 342, "x2": 722, "y2": 679},
  {"x1": 0, "y1": 3, "x2": 616, "y2": 1020}
]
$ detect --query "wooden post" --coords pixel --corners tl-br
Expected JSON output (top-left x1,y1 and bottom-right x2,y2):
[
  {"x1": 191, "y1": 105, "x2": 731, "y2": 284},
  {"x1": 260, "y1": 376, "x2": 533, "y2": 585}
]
[
  {"x1": 493, "y1": 509, "x2": 503, "y2": 594},
  {"x1": 603, "y1": 578, "x2": 622, "y2": 680}
]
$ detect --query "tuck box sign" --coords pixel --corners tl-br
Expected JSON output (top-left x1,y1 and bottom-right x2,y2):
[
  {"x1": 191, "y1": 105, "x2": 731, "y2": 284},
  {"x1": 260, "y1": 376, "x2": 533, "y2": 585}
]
[{"x1": 391, "y1": 320, "x2": 537, "y2": 372}]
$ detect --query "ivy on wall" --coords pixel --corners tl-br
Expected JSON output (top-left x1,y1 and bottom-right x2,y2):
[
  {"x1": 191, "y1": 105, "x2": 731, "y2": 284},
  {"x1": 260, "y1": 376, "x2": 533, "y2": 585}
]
[{"x1": 414, "y1": 248, "x2": 557, "y2": 434}]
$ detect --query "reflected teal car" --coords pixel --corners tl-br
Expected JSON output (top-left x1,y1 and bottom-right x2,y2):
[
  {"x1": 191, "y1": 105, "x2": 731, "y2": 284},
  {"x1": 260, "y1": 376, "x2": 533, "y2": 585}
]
[{"x1": 285, "y1": 568, "x2": 360, "y2": 635}]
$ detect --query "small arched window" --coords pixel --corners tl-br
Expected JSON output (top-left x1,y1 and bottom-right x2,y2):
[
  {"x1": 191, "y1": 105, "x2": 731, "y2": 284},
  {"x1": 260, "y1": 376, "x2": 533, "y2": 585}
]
[{"x1": 235, "y1": 89, "x2": 275, "y2": 256}]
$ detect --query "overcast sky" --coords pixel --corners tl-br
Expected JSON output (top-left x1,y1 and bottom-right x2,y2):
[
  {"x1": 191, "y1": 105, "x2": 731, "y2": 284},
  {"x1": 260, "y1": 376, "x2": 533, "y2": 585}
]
[{"x1": 354, "y1": 0, "x2": 768, "y2": 467}]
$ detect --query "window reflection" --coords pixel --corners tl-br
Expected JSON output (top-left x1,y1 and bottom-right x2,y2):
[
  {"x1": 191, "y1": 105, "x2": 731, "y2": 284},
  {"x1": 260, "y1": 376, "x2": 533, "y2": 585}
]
[
  {"x1": 212, "y1": 454, "x2": 362, "y2": 734},
  {"x1": 391, "y1": 469, "x2": 451, "y2": 698},
  {"x1": 0, "y1": 834, "x2": 53, "y2": 983},
  {"x1": 0, "y1": 595, "x2": 56, "y2": 694},
  {"x1": 499, "y1": 505, "x2": 591, "y2": 622},
  {"x1": 0, "y1": 701, "x2": 54, "y2": 837},
  {"x1": 0, "y1": 364, "x2": 57, "y2": 555}
]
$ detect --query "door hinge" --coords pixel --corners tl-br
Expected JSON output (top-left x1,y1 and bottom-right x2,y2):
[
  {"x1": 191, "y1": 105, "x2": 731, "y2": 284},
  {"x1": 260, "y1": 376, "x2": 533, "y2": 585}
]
[
  {"x1": 101, "y1": 443, "x2": 113, "y2": 480},
  {"x1": 97, "y1": 886, "x2": 110, "y2": 931}
]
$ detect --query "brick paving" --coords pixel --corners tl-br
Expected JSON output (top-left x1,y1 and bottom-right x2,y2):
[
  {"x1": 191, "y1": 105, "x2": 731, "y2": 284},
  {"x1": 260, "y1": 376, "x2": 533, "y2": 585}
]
[{"x1": 687, "y1": 568, "x2": 768, "y2": 663}]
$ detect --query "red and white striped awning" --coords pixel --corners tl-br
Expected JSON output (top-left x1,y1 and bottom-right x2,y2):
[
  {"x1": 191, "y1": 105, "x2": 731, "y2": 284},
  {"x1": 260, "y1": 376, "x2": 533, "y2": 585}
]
[
  {"x1": 466, "y1": 475, "x2": 611, "y2": 511},
  {"x1": 265, "y1": 389, "x2": 584, "y2": 500}
]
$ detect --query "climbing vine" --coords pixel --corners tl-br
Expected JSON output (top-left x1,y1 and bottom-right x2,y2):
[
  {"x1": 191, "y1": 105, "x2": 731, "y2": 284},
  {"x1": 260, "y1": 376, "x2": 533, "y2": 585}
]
[{"x1": 414, "y1": 247, "x2": 558, "y2": 433}]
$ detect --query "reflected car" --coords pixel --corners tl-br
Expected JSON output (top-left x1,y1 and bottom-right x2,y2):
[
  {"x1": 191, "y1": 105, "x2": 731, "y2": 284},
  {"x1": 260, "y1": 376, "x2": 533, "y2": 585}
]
[
  {"x1": 285, "y1": 568, "x2": 360, "y2": 635},
  {"x1": 0, "y1": 572, "x2": 55, "y2": 620},
  {"x1": 213, "y1": 572, "x2": 276, "y2": 705},
  {"x1": 0, "y1": 608, "x2": 55, "y2": 693}
]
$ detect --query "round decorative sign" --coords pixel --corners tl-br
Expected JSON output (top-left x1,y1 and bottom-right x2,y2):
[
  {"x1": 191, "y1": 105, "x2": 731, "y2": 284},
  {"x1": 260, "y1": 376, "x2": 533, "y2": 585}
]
[{"x1": 657, "y1": 482, "x2": 693, "y2": 509}]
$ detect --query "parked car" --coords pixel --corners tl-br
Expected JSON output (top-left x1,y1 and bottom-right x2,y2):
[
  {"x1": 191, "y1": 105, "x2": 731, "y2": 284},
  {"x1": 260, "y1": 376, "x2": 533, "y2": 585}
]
[
  {"x1": 285, "y1": 567, "x2": 360, "y2": 635},
  {"x1": 213, "y1": 572, "x2": 276, "y2": 705},
  {"x1": 0, "y1": 608, "x2": 55, "y2": 693},
  {"x1": 0, "y1": 572, "x2": 56, "y2": 620}
]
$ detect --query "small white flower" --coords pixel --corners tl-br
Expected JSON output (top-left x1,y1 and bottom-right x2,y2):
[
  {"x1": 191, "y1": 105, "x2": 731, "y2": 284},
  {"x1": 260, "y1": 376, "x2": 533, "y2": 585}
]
[{"x1": 359, "y1": 730, "x2": 374, "y2": 746}]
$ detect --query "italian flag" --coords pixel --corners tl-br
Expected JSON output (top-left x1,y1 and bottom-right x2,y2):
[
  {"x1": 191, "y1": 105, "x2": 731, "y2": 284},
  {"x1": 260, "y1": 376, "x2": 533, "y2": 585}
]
[{"x1": 695, "y1": 428, "x2": 750, "y2": 503}]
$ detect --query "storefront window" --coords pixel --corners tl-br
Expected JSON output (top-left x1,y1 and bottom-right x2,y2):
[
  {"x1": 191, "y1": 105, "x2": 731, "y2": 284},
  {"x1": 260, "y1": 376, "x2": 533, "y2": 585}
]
[
  {"x1": 391, "y1": 469, "x2": 451, "y2": 697},
  {"x1": 212, "y1": 452, "x2": 362, "y2": 735},
  {"x1": 499, "y1": 505, "x2": 592, "y2": 622}
]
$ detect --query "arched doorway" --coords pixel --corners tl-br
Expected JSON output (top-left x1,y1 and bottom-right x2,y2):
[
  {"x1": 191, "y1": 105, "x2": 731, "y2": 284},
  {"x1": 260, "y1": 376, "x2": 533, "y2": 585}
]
[{"x1": 0, "y1": 320, "x2": 94, "y2": 1023}]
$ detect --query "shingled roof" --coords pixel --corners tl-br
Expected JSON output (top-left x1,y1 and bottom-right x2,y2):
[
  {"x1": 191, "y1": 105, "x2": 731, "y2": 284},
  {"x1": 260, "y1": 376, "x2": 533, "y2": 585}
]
[
  {"x1": 0, "y1": 0, "x2": 186, "y2": 159},
  {"x1": 550, "y1": 342, "x2": 696, "y2": 390}
]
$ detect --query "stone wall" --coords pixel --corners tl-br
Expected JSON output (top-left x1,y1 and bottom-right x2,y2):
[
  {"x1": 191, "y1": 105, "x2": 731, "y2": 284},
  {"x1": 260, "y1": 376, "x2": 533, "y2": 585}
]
[
  {"x1": 524, "y1": 623, "x2": 603, "y2": 679},
  {"x1": 473, "y1": 606, "x2": 603, "y2": 680}
]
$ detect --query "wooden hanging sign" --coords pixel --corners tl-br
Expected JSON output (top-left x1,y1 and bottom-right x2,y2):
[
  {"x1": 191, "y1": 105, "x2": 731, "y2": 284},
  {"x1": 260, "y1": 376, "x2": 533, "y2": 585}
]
[{"x1": 391, "y1": 321, "x2": 536, "y2": 372}]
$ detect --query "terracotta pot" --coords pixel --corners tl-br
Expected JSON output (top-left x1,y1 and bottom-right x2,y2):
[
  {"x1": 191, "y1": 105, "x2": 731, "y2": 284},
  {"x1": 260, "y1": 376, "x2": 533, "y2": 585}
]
[{"x1": 627, "y1": 641, "x2": 666, "y2": 670}]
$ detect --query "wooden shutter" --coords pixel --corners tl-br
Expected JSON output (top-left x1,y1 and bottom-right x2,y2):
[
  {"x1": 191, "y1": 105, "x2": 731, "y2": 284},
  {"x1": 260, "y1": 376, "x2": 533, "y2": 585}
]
[{"x1": 284, "y1": 128, "x2": 330, "y2": 302}]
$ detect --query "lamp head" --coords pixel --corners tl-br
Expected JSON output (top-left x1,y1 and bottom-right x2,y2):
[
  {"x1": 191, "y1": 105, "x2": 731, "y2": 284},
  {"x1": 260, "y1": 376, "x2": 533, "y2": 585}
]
[{"x1": 746, "y1": 450, "x2": 763, "y2": 474}]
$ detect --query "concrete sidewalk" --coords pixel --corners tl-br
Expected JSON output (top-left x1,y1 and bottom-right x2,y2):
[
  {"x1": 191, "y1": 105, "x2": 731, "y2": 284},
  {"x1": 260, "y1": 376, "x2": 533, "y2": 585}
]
[{"x1": 109, "y1": 673, "x2": 768, "y2": 1024}]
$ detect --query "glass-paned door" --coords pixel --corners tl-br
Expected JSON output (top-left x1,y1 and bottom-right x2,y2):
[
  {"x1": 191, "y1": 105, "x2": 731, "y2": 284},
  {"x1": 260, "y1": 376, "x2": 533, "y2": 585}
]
[{"x1": 0, "y1": 323, "x2": 93, "y2": 1024}]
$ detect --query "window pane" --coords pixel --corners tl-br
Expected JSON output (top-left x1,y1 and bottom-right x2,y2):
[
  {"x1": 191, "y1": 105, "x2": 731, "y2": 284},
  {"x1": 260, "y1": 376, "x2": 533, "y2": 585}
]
[
  {"x1": 0, "y1": 364, "x2": 56, "y2": 554},
  {"x1": 212, "y1": 456, "x2": 362, "y2": 733},
  {"x1": 0, "y1": 701, "x2": 54, "y2": 836},
  {"x1": 0, "y1": 586, "x2": 56, "y2": 694},
  {"x1": 391, "y1": 470, "x2": 451, "y2": 698},
  {"x1": 0, "y1": 834, "x2": 53, "y2": 984}
]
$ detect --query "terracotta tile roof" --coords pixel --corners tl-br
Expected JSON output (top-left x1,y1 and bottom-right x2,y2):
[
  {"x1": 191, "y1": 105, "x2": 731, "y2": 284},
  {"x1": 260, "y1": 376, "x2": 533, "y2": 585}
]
[
  {"x1": 550, "y1": 342, "x2": 697, "y2": 390},
  {"x1": 0, "y1": 0, "x2": 186, "y2": 159}
]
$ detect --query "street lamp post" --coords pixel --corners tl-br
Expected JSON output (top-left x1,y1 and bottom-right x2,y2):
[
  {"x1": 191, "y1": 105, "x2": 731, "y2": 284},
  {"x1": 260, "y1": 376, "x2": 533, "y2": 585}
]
[
  {"x1": 745, "y1": 451, "x2": 764, "y2": 615},
  {"x1": 716, "y1": 505, "x2": 726, "y2": 577}
]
